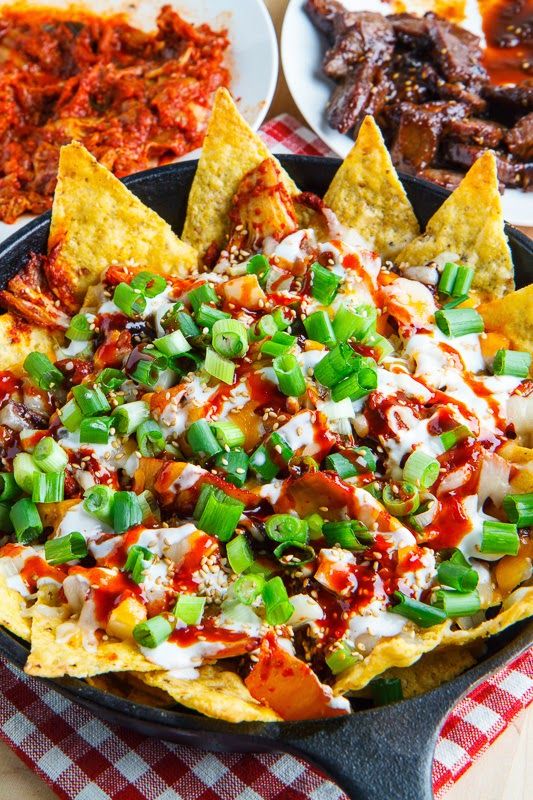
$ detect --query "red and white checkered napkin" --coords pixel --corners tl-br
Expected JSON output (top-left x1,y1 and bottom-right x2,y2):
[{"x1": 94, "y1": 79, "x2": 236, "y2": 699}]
[{"x1": 0, "y1": 115, "x2": 532, "y2": 800}]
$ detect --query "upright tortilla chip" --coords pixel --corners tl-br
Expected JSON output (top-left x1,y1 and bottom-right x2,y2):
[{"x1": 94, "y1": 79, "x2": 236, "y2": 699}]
[
  {"x1": 396, "y1": 152, "x2": 514, "y2": 298},
  {"x1": 323, "y1": 116, "x2": 420, "y2": 259},
  {"x1": 478, "y1": 284, "x2": 533, "y2": 357},
  {"x1": 182, "y1": 87, "x2": 298, "y2": 260},
  {"x1": 25, "y1": 593, "x2": 158, "y2": 679},
  {"x1": 135, "y1": 665, "x2": 281, "y2": 723},
  {"x1": 0, "y1": 574, "x2": 32, "y2": 642},
  {"x1": 48, "y1": 142, "x2": 197, "y2": 306},
  {"x1": 0, "y1": 312, "x2": 58, "y2": 370},
  {"x1": 333, "y1": 621, "x2": 450, "y2": 695}
]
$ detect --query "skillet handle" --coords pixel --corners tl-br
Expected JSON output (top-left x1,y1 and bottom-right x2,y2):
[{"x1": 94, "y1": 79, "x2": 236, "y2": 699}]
[{"x1": 281, "y1": 689, "x2": 450, "y2": 800}]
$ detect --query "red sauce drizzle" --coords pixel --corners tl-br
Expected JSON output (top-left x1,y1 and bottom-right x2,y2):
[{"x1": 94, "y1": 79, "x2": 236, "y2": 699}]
[{"x1": 0, "y1": 371, "x2": 22, "y2": 407}]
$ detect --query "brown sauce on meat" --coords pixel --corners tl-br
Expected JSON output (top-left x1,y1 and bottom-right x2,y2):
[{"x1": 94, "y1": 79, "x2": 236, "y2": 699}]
[{"x1": 480, "y1": 0, "x2": 533, "y2": 84}]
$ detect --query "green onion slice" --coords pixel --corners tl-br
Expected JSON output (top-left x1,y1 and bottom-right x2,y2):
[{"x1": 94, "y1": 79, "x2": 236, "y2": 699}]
[
  {"x1": 45, "y1": 531, "x2": 87, "y2": 565},
  {"x1": 382, "y1": 482, "x2": 420, "y2": 517},
  {"x1": 130, "y1": 271, "x2": 167, "y2": 297},
  {"x1": 112, "y1": 491, "x2": 142, "y2": 534},
  {"x1": 480, "y1": 520, "x2": 519, "y2": 556},
  {"x1": 226, "y1": 535, "x2": 254, "y2": 574},
  {"x1": 432, "y1": 589, "x2": 480, "y2": 617},
  {"x1": 83, "y1": 485, "x2": 114, "y2": 524},
  {"x1": 391, "y1": 591, "x2": 447, "y2": 628},
  {"x1": 262, "y1": 576, "x2": 294, "y2": 626},
  {"x1": 24, "y1": 352, "x2": 64, "y2": 391},
  {"x1": 32, "y1": 471, "x2": 64, "y2": 503},
  {"x1": 10, "y1": 497, "x2": 43, "y2": 544},
  {"x1": 174, "y1": 594, "x2": 206, "y2": 626},
  {"x1": 113, "y1": 282, "x2": 147, "y2": 318},
  {"x1": 403, "y1": 450, "x2": 440, "y2": 489},
  {"x1": 133, "y1": 616, "x2": 172, "y2": 648},
  {"x1": 493, "y1": 349, "x2": 531, "y2": 378},
  {"x1": 33, "y1": 437, "x2": 69, "y2": 473},
  {"x1": 502, "y1": 493, "x2": 533, "y2": 527},
  {"x1": 234, "y1": 574, "x2": 265, "y2": 605},
  {"x1": 265, "y1": 514, "x2": 308, "y2": 544},
  {"x1": 435, "y1": 308, "x2": 484, "y2": 338}
]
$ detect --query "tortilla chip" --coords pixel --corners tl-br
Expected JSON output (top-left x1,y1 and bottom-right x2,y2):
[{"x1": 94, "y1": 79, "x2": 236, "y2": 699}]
[
  {"x1": 377, "y1": 646, "x2": 476, "y2": 699},
  {"x1": 478, "y1": 285, "x2": 533, "y2": 358},
  {"x1": 396, "y1": 152, "x2": 513, "y2": 298},
  {"x1": 86, "y1": 673, "x2": 175, "y2": 708},
  {"x1": 0, "y1": 312, "x2": 58, "y2": 370},
  {"x1": 25, "y1": 592, "x2": 157, "y2": 679},
  {"x1": 134, "y1": 665, "x2": 281, "y2": 723},
  {"x1": 0, "y1": 573, "x2": 32, "y2": 642},
  {"x1": 442, "y1": 587, "x2": 533, "y2": 647},
  {"x1": 182, "y1": 87, "x2": 298, "y2": 260},
  {"x1": 323, "y1": 116, "x2": 420, "y2": 259},
  {"x1": 48, "y1": 142, "x2": 197, "y2": 305},
  {"x1": 333, "y1": 621, "x2": 450, "y2": 695}
]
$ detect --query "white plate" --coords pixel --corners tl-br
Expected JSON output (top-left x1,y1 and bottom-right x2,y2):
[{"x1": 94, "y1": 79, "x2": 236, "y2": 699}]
[
  {"x1": 282, "y1": 0, "x2": 533, "y2": 226},
  {"x1": 0, "y1": 0, "x2": 278, "y2": 242}
]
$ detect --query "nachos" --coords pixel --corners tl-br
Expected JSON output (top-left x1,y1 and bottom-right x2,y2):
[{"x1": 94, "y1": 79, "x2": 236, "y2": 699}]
[{"x1": 0, "y1": 89, "x2": 531, "y2": 722}]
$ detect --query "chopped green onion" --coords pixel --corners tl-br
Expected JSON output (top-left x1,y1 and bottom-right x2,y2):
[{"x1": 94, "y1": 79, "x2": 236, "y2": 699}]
[
  {"x1": 131, "y1": 356, "x2": 167, "y2": 389},
  {"x1": 364, "y1": 332, "x2": 394, "y2": 363},
  {"x1": 480, "y1": 520, "x2": 519, "y2": 556},
  {"x1": 322, "y1": 520, "x2": 365, "y2": 550},
  {"x1": 188, "y1": 282, "x2": 219, "y2": 313},
  {"x1": 112, "y1": 400, "x2": 150, "y2": 435},
  {"x1": 153, "y1": 330, "x2": 191, "y2": 357},
  {"x1": 452, "y1": 265, "x2": 474, "y2": 297},
  {"x1": 333, "y1": 304, "x2": 377, "y2": 343},
  {"x1": 403, "y1": 450, "x2": 440, "y2": 489},
  {"x1": 44, "y1": 531, "x2": 87, "y2": 565},
  {"x1": 133, "y1": 616, "x2": 172, "y2": 648},
  {"x1": 187, "y1": 419, "x2": 223, "y2": 460},
  {"x1": 212, "y1": 318, "x2": 248, "y2": 359},
  {"x1": 10, "y1": 497, "x2": 43, "y2": 544},
  {"x1": 112, "y1": 491, "x2": 142, "y2": 534},
  {"x1": 306, "y1": 513, "x2": 324, "y2": 540},
  {"x1": 437, "y1": 560, "x2": 479, "y2": 592},
  {"x1": 265, "y1": 514, "x2": 308, "y2": 544},
  {"x1": 246, "y1": 254, "x2": 270, "y2": 286},
  {"x1": 130, "y1": 271, "x2": 167, "y2": 297},
  {"x1": 260, "y1": 330, "x2": 296, "y2": 357},
  {"x1": 80, "y1": 416, "x2": 112, "y2": 445},
  {"x1": 391, "y1": 591, "x2": 447, "y2": 628},
  {"x1": 274, "y1": 541, "x2": 315, "y2": 566},
  {"x1": 382, "y1": 482, "x2": 420, "y2": 517},
  {"x1": 197, "y1": 489, "x2": 244, "y2": 541},
  {"x1": 503, "y1": 493, "x2": 533, "y2": 527},
  {"x1": 262, "y1": 576, "x2": 294, "y2": 626},
  {"x1": 32, "y1": 471, "x2": 64, "y2": 503},
  {"x1": 443, "y1": 294, "x2": 469, "y2": 310},
  {"x1": 24, "y1": 352, "x2": 64, "y2": 391},
  {"x1": 13, "y1": 453, "x2": 42, "y2": 494},
  {"x1": 0, "y1": 473, "x2": 20, "y2": 502},
  {"x1": 226, "y1": 535, "x2": 254, "y2": 573},
  {"x1": 314, "y1": 343, "x2": 360, "y2": 388},
  {"x1": 310, "y1": 262, "x2": 341, "y2": 305},
  {"x1": 72, "y1": 385, "x2": 111, "y2": 416},
  {"x1": 58, "y1": 398, "x2": 83, "y2": 432},
  {"x1": 124, "y1": 545, "x2": 154, "y2": 584},
  {"x1": 331, "y1": 370, "x2": 375, "y2": 402},
  {"x1": 254, "y1": 314, "x2": 278, "y2": 340},
  {"x1": 113, "y1": 282, "x2": 146, "y2": 318},
  {"x1": 272, "y1": 307, "x2": 292, "y2": 330},
  {"x1": 440, "y1": 425, "x2": 473, "y2": 452},
  {"x1": 432, "y1": 589, "x2": 480, "y2": 617},
  {"x1": 195, "y1": 303, "x2": 230, "y2": 330},
  {"x1": 136, "y1": 420, "x2": 165, "y2": 457},
  {"x1": 435, "y1": 308, "x2": 484, "y2": 338},
  {"x1": 32, "y1": 437, "x2": 68, "y2": 473},
  {"x1": 324, "y1": 453, "x2": 357, "y2": 479},
  {"x1": 438, "y1": 262, "x2": 459, "y2": 294},
  {"x1": 137, "y1": 490, "x2": 159, "y2": 523},
  {"x1": 326, "y1": 641, "x2": 360, "y2": 675},
  {"x1": 273, "y1": 353, "x2": 306, "y2": 397},
  {"x1": 493, "y1": 349, "x2": 531, "y2": 378},
  {"x1": 214, "y1": 448, "x2": 249, "y2": 487},
  {"x1": 0, "y1": 502, "x2": 12, "y2": 533},
  {"x1": 249, "y1": 432, "x2": 293, "y2": 482},
  {"x1": 234, "y1": 574, "x2": 265, "y2": 605},
  {"x1": 83, "y1": 485, "x2": 114, "y2": 524},
  {"x1": 193, "y1": 483, "x2": 217, "y2": 521},
  {"x1": 210, "y1": 420, "x2": 245, "y2": 449},
  {"x1": 66, "y1": 314, "x2": 94, "y2": 342},
  {"x1": 370, "y1": 677, "x2": 403, "y2": 706},
  {"x1": 352, "y1": 446, "x2": 377, "y2": 473},
  {"x1": 304, "y1": 310, "x2": 336, "y2": 347},
  {"x1": 204, "y1": 347, "x2": 235, "y2": 384},
  {"x1": 174, "y1": 594, "x2": 206, "y2": 625},
  {"x1": 96, "y1": 368, "x2": 126, "y2": 393}
]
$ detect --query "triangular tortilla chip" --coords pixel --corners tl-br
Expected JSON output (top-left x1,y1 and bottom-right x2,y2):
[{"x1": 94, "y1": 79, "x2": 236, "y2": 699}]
[
  {"x1": 442, "y1": 587, "x2": 533, "y2": 647},
  {"x1": 0, "y1": 574, "x2": 32, "y2": 642},
  {"x1": 25, "y1": 592, "x2": 158, "y2": 678},
  {"x1": 182, "y1": 88, "x2": 298, "y2": 260},
  {"x1": 396, "y1": 152, "x2": 514, "y2": 298},
  {"x1": 478, "y1": 284, "x2": 533, "y2": 357},
  {"x1": 134, "y1": 665, "x2": 281, "y2": 722},
  {"x1": 323, "y1": 116, "x2": 420, "y2": 259},
  {"x1": 48, "y1": 142, "x2": 198, "y2": 306},
  {"x1": 0, "y1": 312, "x2": 58, "y2": 370}
]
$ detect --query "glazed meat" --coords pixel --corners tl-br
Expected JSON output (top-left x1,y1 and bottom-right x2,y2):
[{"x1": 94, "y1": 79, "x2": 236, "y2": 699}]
[{"x1": 306, "y1": 3, "x2": 533, "y2": 190}]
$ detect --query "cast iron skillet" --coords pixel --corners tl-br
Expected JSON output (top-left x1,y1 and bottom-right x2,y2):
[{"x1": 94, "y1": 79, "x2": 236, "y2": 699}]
[{"x1": 0, "y1": 157, "x2": 532, "y2": 800}]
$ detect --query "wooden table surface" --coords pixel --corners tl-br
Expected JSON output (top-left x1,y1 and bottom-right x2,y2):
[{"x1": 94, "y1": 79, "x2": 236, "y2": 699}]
[{"x1": 0, "y1": 1, "x2": 530, "y2": 798}]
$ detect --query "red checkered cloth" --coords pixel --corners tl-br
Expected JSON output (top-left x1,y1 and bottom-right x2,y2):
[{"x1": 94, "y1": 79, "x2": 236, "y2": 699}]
[{"x1": 0, "y1": 115, "x2": 532, "y2": 800}]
